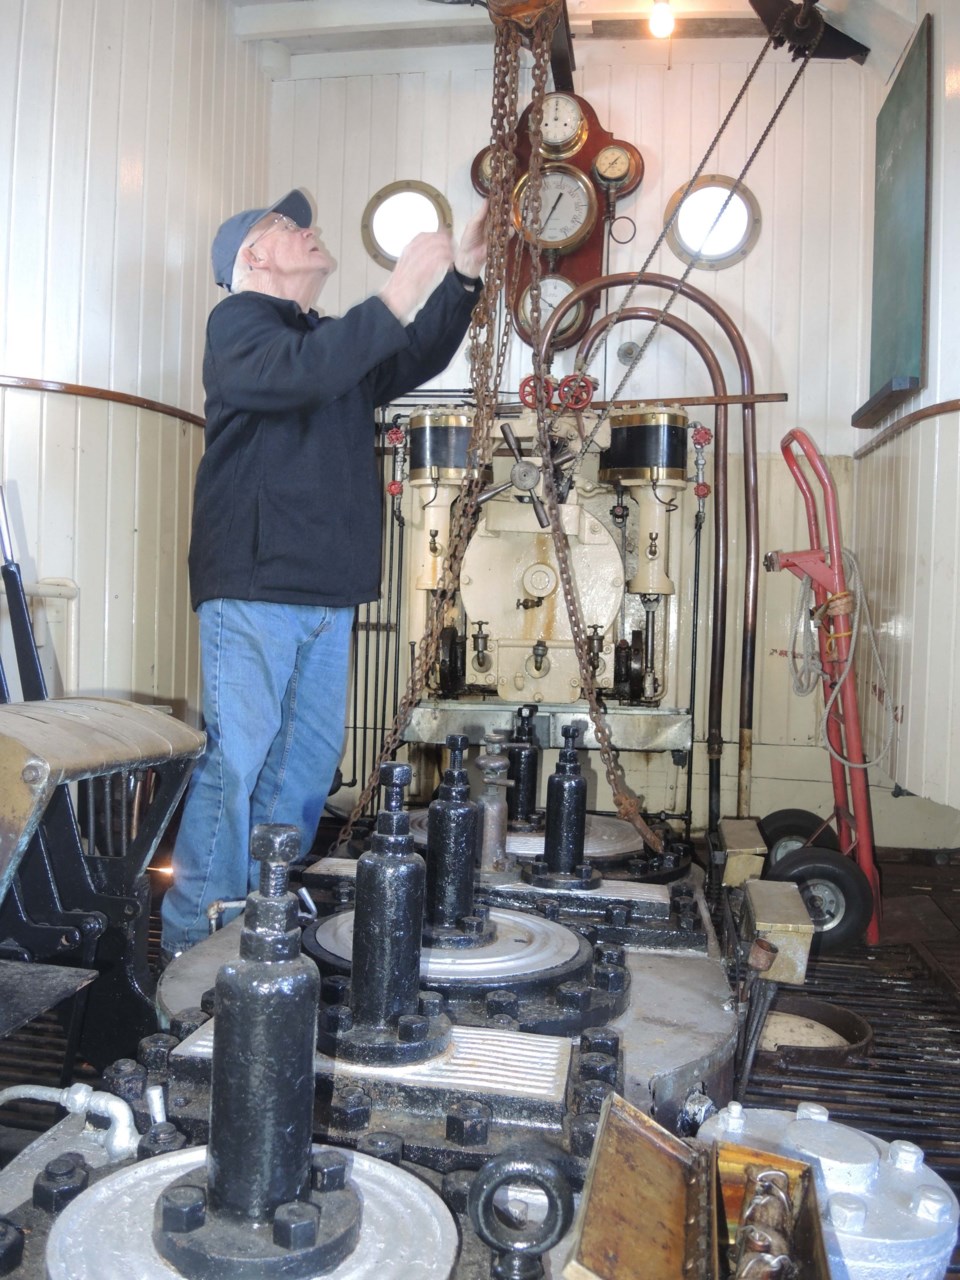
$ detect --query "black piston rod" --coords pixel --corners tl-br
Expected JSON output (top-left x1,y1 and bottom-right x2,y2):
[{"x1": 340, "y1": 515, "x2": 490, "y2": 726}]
[
  {"x1": 544, "y1": 725, "x2": 588, "y2": 876},
  {"x1": 424, "y1": 735, "x2": 491, "y2": 948}
]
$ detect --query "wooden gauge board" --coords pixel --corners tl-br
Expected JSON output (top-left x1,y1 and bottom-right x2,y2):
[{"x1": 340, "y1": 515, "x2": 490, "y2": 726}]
[{"x1": 472, "y1": 92, "x2": 643, "y2": 350}]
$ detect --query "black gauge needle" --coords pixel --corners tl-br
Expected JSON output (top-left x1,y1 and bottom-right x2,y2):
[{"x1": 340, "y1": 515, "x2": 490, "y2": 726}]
[{"x1": 541, "y1": 193, "x2": 562, "y2": 233}]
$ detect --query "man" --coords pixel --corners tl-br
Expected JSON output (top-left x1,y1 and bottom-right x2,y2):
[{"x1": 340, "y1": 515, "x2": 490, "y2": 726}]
[{"x1": 161, "y1": 188, "x2": 486, "y2": 957}]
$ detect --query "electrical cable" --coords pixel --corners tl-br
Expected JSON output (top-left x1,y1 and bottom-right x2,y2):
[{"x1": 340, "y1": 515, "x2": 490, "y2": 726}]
[{"x1": 788, "y1": 547, "x2": 894, "y2": 768}]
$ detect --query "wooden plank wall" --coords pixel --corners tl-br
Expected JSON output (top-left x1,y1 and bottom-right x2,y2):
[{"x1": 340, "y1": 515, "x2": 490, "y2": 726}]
[{"x1": 0, "y1": 0, "x2": 271, "y2": 722}]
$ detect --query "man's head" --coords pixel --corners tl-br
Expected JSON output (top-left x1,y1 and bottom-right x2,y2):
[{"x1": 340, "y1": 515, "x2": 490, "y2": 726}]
[{"x1": 211, "y1": 190, "x2": 336, "y2": 302}]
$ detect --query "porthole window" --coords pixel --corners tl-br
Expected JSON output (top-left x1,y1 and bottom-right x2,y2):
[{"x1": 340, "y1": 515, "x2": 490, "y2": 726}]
[
  {"x1": 663, "y1": 175, "x2": 761, "y2": 270},
  {"x1": 361, "y1": 180, "x2": 453, "y2": 270}
]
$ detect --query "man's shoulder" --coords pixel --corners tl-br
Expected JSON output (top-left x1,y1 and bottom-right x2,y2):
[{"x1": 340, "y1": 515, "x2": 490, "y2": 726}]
[{"x1": 207, "y1": 291, "x2": 302, "y2": 340}]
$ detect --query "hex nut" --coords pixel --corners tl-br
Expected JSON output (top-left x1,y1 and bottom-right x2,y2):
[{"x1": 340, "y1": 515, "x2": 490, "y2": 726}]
[
  {"x1": 138, "y1": 1123, "x2": 188, "y2": 1161},
  {"x1": 796, "y1": 1102, "x2": 829, "y2": 1122},
  {"x1": 357, "y1": 1132, "x2": 403, "y2": 1165},
  {"x1": 575, "y1": 1080, "x2": 614, "y2": 1115},
  {"x1": 605, "y1": 905, "x2": 629, "y2": 927},
  {"x1": 273, "y1": 1200, "x2": 320, "y2": 1249},
  {"x1": 446, "y1": 1100, "x2": 491, "y2": 1147},
  {"x1": 311, "y1": 1149, "x2": 348, "y2": 1192},
  {"x1": 102, "y1": 1057, "x2": 148, "y2": 1103},
  {"x1": 578, "y1": 1051, "x2": 618, "y2": 1085},
  {"x1": 557, "y1": 982, "x2": 591, "y2": 1012},
  {"x1": 594, "y1": 942, "x2": 626, "y2": 967},
  {"x1": 0, "y1": 1219, "x2": 24, "y2": 1271},
  {"x1": 137, "y1": 1033, "x2": 179, "y2": 1072},
  {"x1": 485, "y1": 989, "x2": 520, "y2": 1019},
  {"x1": 460, "y1": 915, "x2": 485, "y2": 936},
  {"x1": 580, "y1": 1026, "x2": 620, "y2": 1058},
  {"x1": 321, "y1": 974, "x2": 351, "y2": 1004},
  {"x1": 321, "y1": 1003, "x2": 354, "y2": 1033},
  {"x1": 888, "y1": 1140, "x2": 925, "y2": 1173},
  {"x1": 397, "y1": 1014, "x2": 429, "y2": 1043},
  {"x1": 33, "y1": 1153, "x2": 89, "y2": 1213},
  {"x1": 569, "y1": 1113, "x2": 599, "y2": 1157},
  {"x1": 170, "y1": 1008, "x2": 210, "y2": 1041},
  {"x1": 592, "y1": 964, "x2": 626, "y2": 994},
  {"x1": 829, "y1": 1193, "x2": 867, "y2": 1233},
  {"x1": 911, "y1": 1186, "x2": 953, "y2": 1224},
  {"x1": 330, "y1": 1088, "x2": 371, "y2": 1132},
  {"x1": 160, "y1": 1183, "x2": 207, "y2": 1233},
  {"x1": 418, "y1": 990, "x2": 444, "y2": 1018}
]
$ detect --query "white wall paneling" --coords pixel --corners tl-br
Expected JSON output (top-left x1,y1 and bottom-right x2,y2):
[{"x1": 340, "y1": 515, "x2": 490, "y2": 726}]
[{"x1": 0, "y1": 0, "x2": 272, "y2": 717}]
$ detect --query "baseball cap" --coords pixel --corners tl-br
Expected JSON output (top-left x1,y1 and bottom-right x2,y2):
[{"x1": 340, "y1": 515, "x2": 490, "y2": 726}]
[{"x1": 211, "y1": 189, "x2": 313, "y2": 290}]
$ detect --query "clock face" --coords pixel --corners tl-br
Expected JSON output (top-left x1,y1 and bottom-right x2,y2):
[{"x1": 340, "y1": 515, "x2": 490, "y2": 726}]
[
  {"x1": 538, "y1": 93, "x2": 587, "y2": 155},
  {"x1": 513, "y1": 165, "x2": 598, "y2": 253},
  {"x1": 518, "y1": 274, "x2": 584, "y2": 339}
]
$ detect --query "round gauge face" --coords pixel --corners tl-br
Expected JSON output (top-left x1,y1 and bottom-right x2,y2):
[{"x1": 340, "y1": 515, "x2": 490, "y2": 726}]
[
  {"x1": 513, "y1": 165, "x2": 598, "y2": 253},
  {"x1": 539, "y1": 93, "x2": 587, "y2": 154},
  {"x1": 472, "y1": 145, "x2": 495, "y2": 194},
  {"x1": 593, "y1": 145, "x2": 633, "y2": 186},
  {"x1": 518, "y1": 274, "x2": 584, "y2": 338}
]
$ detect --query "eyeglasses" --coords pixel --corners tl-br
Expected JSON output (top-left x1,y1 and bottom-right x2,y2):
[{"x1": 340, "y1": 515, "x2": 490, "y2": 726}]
[{"x1": 246, "y1": 213, "x2": 304, "y2": 252}]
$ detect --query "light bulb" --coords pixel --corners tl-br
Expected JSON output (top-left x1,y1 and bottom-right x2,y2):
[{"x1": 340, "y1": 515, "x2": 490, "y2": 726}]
[{"x1": 649, "y1": 0, "x2": 675, "y2": 38}]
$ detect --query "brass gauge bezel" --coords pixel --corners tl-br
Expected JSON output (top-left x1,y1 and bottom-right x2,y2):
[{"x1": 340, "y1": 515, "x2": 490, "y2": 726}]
[
  {"x1": 360, "y1": 180, "x2": 453, "y2": 271},
  {"x1": 537, "y1": 92, "x2": 589, "y2": 158},
  {"x1": 593, "y1": 144, "x2": 642, "y2": 191},
  {"x1": 517, "y1": 273, "x2": 585, "y2": 339},
  {"x1": 512, "y1": 164, "x2": 599, "y2": 254}
]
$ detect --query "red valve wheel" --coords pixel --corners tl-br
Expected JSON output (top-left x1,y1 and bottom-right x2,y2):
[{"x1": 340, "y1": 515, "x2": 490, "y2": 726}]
[
  {"x1": 691, "y1": 426, "x2": 713, "y2": 448},
  {"x1": 557, "y1": 373, "x2": 594, "y2": 410},
  {"x1": 387, "y1": 480, "x2": 404, "y2": 497},
  {"x1": 386, "y1": 427, "x2": 406, "y2": 447},
  {"x1": 518, "y1": 375, "x2": 554, "y2": 409},
  {"x1": 694, "y1": 482, "x2": 711, "y2": 500}
]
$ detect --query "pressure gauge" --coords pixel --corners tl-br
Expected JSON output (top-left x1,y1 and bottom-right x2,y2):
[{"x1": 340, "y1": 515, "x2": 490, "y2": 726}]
[
  {"x1": 538, "y1": 93, "x2": 588, "y2": 156},
  {"x1": 513, "y1": 165, "x2": 599, "y2": 253},
  {"x1": 593, "y1": 144, "x2": 641, "y2": 190},
  {"x1": 517, "y1": 274, "x2": 585, "y2": 339},
  {"x1": 471, "y1": 145, "x2": 496, "y2": 195}
]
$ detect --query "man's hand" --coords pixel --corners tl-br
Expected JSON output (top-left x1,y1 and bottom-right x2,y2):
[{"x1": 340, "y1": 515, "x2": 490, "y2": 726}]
[
  {"x1": 379, "y1": 231, "x2": 455, "y2": 323},
  {"x1": 454, "y1": 200, "x2": 489, "y2": 280}
]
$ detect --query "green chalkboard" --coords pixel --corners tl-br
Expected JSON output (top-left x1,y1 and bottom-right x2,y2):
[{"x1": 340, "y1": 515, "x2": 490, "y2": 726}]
[{"x1": 853, "y1": 16, "x2": 931, "y2": 428}]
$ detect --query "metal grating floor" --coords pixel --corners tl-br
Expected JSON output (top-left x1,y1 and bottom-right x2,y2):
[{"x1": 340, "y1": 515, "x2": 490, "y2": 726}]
[{"x1": 742, "y1": 942, "x2": 960, "y2": 1274}]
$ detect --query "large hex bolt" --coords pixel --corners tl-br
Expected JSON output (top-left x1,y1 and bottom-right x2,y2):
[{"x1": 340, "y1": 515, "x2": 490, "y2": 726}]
[
  {"x1": 580, "y1": 1027, "x2": 620, "y2": 1058},
  {"x1": 568, "y1": 1114, "x2": 599, "y2": 1158},
  {"x1": 446, "y1": 1100, "x2": 492, "y2": 1147},
  {"x1": 0, "y1": 1219, "x2": 24, "y2": 1274},
  {"x1": 138, "y1": 1122, "x2": 188, "y2": 1161},
  {"x1": 578, "y1": 1052, "x2": 618, "y2": 1085},
  {"x1": 159, "y1": 1183, "x2": 207, "y2": 1233},
  {"x1": 273, "y1": 1202, "x2": 320, "y2": 1249},
  {"x1": 102, "y1": 1057, "x2": 147, "y2": 1104},
  {"x1": 329, "y1": 1087, "x2": 372, "y2": 1132},
  {"x1": 33, "y1": 1153, "x2": 89, "y2": 1213},
  {"x1": 311, "y1": 1149, "x2": 348, "y2": 1192},
  {"x1": 169, "y1": 1007, "x2": 210, "y2": 1041},
  {"x1": 137, "y1": 1034, "x2": 179, "y2": 1073},
  {"x1": 357, "y1": 1132, "x2": 404, "y2": 1165}
]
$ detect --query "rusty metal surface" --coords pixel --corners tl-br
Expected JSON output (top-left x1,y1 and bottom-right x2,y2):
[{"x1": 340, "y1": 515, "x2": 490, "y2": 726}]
[{"x1": 564, "y1": 1092, "x2": 715, "y2": 1279}]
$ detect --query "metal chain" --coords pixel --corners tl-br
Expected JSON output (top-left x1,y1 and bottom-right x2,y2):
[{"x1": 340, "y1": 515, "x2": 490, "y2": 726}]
[
  {"x1": 336, "y1": 14, "x2": 555, "y2": 847},
  {"x1": 561, "y1": 4, "x2": 821, "y2": 480}
]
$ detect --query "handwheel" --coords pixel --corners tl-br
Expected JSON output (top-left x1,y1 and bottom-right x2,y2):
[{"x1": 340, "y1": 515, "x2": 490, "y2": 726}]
[
  {"x1": 759, "y1": 807, "x2": 840, "y2": 866},
  {"x1": 766, "y1": 847, "x2": 873, "y2": 955}
]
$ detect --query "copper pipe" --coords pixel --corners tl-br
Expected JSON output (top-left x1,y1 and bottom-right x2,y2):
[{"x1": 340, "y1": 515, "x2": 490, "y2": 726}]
[
  {"x1": 539, "y1": 273, "x2": 760, "y2": 830},
  {"x1": 578, "y1": 308, "x2": 727, "y2": 815}
]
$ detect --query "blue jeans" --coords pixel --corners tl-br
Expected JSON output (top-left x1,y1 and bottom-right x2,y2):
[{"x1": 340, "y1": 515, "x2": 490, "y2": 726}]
[{"x1": 161, "y1": 598, "x2": 354, "y2": 952}]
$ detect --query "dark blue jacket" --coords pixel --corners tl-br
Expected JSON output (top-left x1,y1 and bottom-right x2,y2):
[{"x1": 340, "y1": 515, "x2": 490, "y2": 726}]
[{"x1": 189, "y1": 271, "x2": 478, "y2": 609}]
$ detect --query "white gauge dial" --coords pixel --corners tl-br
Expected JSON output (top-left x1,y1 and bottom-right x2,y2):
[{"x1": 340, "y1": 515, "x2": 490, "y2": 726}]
[
  {"x1": 518, "y1": 274, "x2": 584, "y2": 338},
  {"x1": 513, "y1": 165, "x2": 598, "y2": 253},
  {"x1": 538, "y1": 93, "x2": 587, "y2": 154}
]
